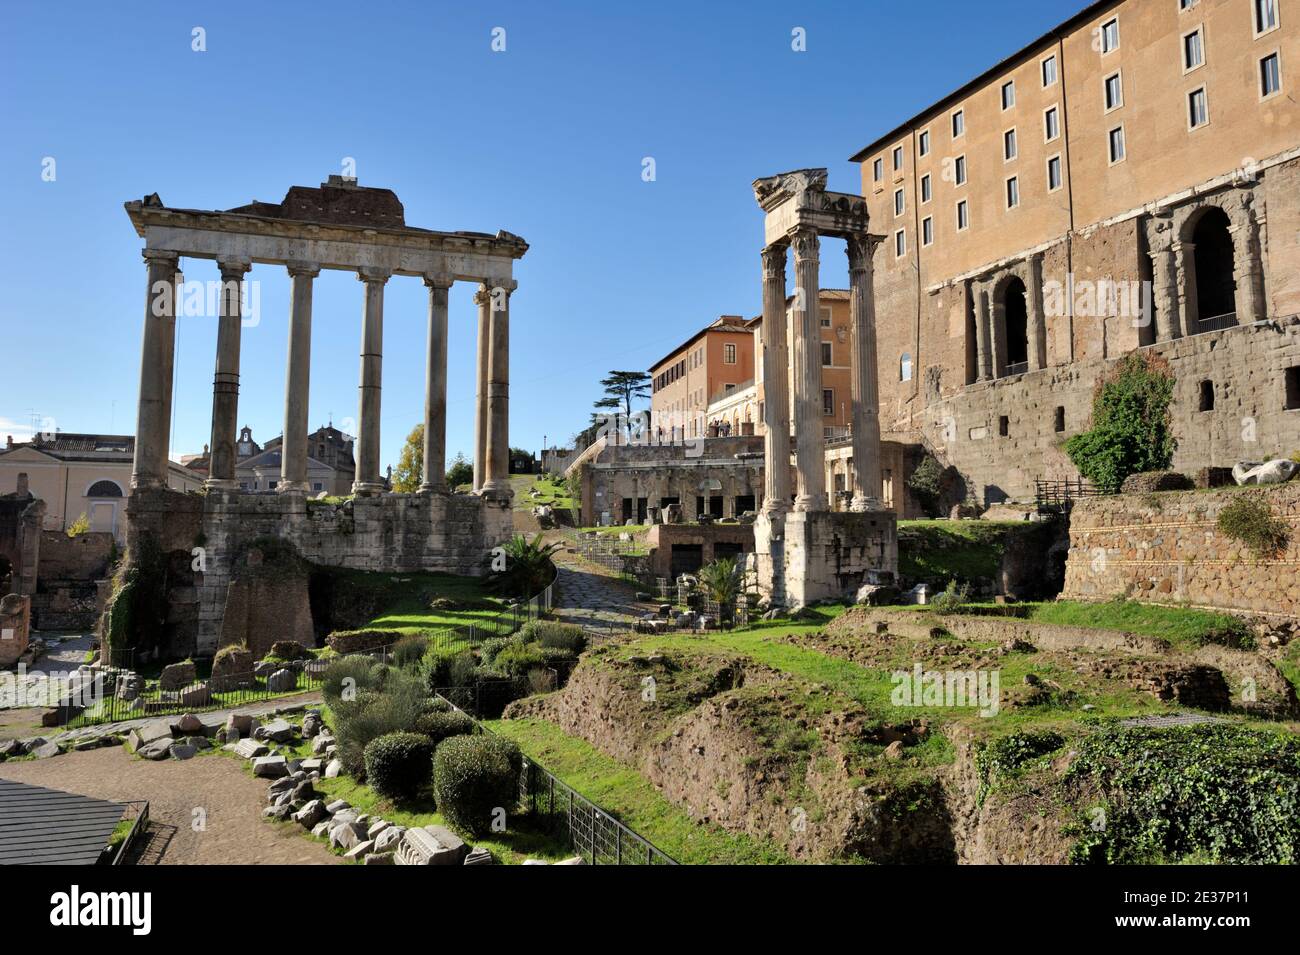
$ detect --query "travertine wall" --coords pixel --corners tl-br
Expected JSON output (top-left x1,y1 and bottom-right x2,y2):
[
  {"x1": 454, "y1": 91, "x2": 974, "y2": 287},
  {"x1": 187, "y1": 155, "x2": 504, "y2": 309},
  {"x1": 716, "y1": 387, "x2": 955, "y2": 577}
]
[{"x1": 1063, "y1": 483, "x2": 1300, "y2": 617}]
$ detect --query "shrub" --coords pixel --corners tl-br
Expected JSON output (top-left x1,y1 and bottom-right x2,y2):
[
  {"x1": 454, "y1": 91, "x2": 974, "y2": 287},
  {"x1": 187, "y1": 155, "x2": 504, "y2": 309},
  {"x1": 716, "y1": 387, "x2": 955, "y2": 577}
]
[
  {"x1": 321, "y1": 656, "x2": 384, "y2": 703},
  {"x1": 477, "y1": 636, "x2": 519, "y2": 667},
  {"x1": 363, "y1": 732, "x2": 435, "y2": 802},
  {"x1": 334, "y1": 671, "x2": 428, "y2": 777},
  {"x1": 413, "y1": 710, "x2": 476, "y2": 748},
  {"x1": 975, "y1": 731, "x2": 1065, "y2": 805},
  {"x1": 66, "y1": 512, "x2": 90, "y2": 538},
  {"x1": 1065, "y1": 351, "x2": 1176, "y2": 493},
  {"x1": 527, "y1": 668, "x2": 557, "y2": 694},
  {"x1": 1218, "y1": 495, "x2": 1289, "y2": 559},
  {"x1": 432, "y1": 735, "x2": 523, "y2": 836},
  {"x1": 928, "y1": 580, "x2": 972, "y2": 613},
  {"x1": 327, "y1": 629, "x2": 406, "y2": 655},
  {"x1": 519, "y1": 621, "x2": 587, "y2": 654},
  {"x1": 266, "y1": 640, "x2": 311, "y2": 662},
  {"x1": 907, "y1": 454, "x2": 948, "y2": 518},
  {"x1": 424, "y1": 648, "x2": 478, "y2": 694},
  {"x1": 493, "y1": 643, "x2": 547, "y2": 677},
  {"x1": 392, "y1": 634, "x2": 430, "y2": 670}
]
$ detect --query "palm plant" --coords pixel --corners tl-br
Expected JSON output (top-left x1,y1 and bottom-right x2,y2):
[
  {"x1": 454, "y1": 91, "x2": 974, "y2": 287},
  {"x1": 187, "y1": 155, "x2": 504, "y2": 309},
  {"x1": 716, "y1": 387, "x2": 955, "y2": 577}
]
[
  {"x1": 697, "y1": 557, "x2": 742, "y2": 628},
  {"x1": 487, "y1": 533, "x2": 561, "y2": 600}
]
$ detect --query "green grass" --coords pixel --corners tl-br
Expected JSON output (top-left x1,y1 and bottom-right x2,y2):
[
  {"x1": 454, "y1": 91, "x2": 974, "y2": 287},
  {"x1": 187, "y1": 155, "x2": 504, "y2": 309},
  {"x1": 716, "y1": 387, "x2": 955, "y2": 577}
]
[
  {"x1": 897, "y1": 519, "x2": 1030, "y2": 582},
  {"x1": 487, "y1": 716, "x2": 792, "y2": 864},
  {"x1": 513, "y1": 474, "x2": 576, "y2": 512},
  {"x1": 319, "y1": 569, "x2": 511, "y2": 633},
  {"x1": 1023, "y1": 599, "x2": 1251, "y2": 650}
]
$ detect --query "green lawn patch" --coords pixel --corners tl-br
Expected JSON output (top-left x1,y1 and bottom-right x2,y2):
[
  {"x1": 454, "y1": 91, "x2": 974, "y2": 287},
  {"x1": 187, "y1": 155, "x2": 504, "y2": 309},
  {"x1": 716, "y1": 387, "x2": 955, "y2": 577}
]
[
  {"x1": 487, "y1": 716, "x2": 792, "y2": 864},
  {"x1": 897, "y1": 519, "x2": 1034, "y2": 583},
  {"x1": 1022, "y1": 599, "x2": 1252, "y2": 650}
]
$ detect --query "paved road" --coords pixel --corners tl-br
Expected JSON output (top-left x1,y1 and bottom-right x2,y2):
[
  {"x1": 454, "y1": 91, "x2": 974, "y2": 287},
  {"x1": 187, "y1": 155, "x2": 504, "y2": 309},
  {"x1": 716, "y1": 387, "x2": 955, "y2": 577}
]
[{"x1": 0, "y1": 633, "x2": 96, "y2": 709}]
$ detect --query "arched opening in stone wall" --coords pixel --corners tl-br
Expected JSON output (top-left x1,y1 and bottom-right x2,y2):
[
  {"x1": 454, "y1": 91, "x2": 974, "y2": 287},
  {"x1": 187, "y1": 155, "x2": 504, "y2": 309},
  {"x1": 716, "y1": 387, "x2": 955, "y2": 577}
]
[
  {"x1": 1001, "y1": 276, "x2": 1029, "y2": 375},
  {"x1": 1192, "y1": 207, "x2": 1236, "y2": 329}
]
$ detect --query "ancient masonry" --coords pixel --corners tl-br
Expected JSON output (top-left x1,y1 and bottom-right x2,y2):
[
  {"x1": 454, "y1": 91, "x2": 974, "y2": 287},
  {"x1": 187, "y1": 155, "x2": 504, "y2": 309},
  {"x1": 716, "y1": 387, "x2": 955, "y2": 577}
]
[
  {"x1": 750, "y1": 169, "x2": 898, "y2": 607},
  {"x1": 121, "y1": 177, "x2": 527, "y2": 657}
]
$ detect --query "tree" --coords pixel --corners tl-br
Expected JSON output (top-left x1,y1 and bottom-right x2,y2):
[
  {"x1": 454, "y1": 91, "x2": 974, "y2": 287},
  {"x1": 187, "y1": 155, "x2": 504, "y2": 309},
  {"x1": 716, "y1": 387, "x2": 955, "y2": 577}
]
[
  {"x1": 391, "y1": 424, "x2": 424, "y2": 493},
  {"x1": 1065, "y1": 351, "x2": 1176, "y2": 492},
  {"x1": 598, "y1": 370, "x2": 652, "y2": 419},
  {"x1": 487, "y1": 533, "x2": 561, "y2": 600},
  {"x1": 446, "y1": 453, "x2": 473, "y2": 490},
  {"x1": 697, "y1": 557, "x2": 743, "y2": 628}
]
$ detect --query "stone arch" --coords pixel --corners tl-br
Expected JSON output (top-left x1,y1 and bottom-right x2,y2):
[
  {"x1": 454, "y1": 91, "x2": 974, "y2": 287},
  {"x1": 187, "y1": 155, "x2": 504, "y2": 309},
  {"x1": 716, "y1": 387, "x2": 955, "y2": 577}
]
[
  {"x1": 1187, "y1": 205, "x2": 1236, "y2": 328},
  {"x1": 85, "y1": 478, "x2": 125, "y2": 498},
  {"x1": 990, "y1": 270, "x2": 1032, "y2": 377}
]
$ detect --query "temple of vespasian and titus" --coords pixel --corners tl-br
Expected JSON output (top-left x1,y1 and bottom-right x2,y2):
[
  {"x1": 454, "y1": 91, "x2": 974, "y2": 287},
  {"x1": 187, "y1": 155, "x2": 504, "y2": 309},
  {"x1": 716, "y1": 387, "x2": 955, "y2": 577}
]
[
  {"x1": 120, "y1": 177, "x2": 527, "y2": 658},
  {"x1": 751, "y1": 169, "x2": 898, "y2": 607}
]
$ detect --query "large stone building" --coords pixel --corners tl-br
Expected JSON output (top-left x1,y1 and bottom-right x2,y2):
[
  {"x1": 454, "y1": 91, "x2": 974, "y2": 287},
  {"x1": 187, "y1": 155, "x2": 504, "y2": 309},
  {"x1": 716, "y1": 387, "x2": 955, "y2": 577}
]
[{"x1": 852, "y1": 0, "x2": 1299, "y2": 504}]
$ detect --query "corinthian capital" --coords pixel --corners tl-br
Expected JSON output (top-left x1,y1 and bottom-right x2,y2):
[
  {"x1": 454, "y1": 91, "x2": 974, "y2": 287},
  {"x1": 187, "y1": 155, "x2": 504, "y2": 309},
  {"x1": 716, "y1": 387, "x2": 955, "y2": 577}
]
[
  {"x1": 790, "y1": 227, "x2": 820, "y2": 264},
  {"x1": 845, "y1": 232, "x2": 874, "y2": 274},
  {"x1": 761, "y1": 243, "x2": 788, "y2": 279}
]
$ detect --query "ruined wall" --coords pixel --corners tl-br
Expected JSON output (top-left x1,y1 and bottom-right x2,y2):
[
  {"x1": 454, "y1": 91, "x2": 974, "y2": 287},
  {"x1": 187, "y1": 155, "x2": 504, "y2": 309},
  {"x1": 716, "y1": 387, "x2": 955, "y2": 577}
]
[
  {"x1": 645, "y1": 522, "x2": 755, "y2": 579},
  {"x1": 1063, "y1": 483, "x2": 1300, "y2": 617},
  {"x1": 37, "y1": 530, "x2": 113, "y2": 580}
]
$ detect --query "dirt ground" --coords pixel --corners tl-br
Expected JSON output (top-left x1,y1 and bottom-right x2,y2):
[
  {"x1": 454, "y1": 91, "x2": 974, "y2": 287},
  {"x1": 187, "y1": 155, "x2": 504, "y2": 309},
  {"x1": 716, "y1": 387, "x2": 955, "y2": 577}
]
[{"x1": 0, "y1": 746, "x2": 338, "y2": 865}]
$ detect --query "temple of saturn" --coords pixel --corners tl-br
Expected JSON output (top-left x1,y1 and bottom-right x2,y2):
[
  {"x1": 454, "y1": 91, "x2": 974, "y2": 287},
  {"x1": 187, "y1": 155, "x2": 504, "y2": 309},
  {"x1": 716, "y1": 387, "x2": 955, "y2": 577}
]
[
  {"x1": 751, "y1": 168, "x2": 898, "y2": 607},
  {"x1": 121, "y1": 177, "x2": 527, "y2": 658}
]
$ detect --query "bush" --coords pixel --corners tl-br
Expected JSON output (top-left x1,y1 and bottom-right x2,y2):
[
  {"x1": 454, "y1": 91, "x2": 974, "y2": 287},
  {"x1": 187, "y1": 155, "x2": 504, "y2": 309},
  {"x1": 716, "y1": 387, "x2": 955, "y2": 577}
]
[
  {"x1": 392, "y1": 634, "x2": 430, "y2": 670},
  {"x1": 334, "y1": 671, "x2": 428, "y2": 777},
  {"x1": 519, "y1": 621, "x2": 587, "y2": 654},
  {"x1": 477, "y1": 636, "x2": 519, "y2": 668},
  {"x1": 424, "y1": 648, "x2": 478, "y2": 694},
  {"x1": 267, "y1": 640, "x2": 311, "y2": 662},
  {"x1": 928, "y1": 580, "x2": 972, "y2": 613},
  {"x1": 327, "y1": 629, "x2": 406, "y2": 655},
  {"x1": 413, "y1": 710, "x2": 476, "y2": 748},
  {"x1": 907, "y1": 454, "x2": 948, "y2": 518},
  {"x1": 432, "y1": 735, "x2": 523, "y2": 836},
  {"x1": 321, "y1": 656, "x2": 384, "y2": 703},
  {"x1": 493, "y1": 643, "x2": 548, "y2": 677},
  {"x1": 1218, "y1": 495, "x2": 1289, "y2": 559},
  {"x1": 363, "y1": 732, "x2": 435, "y2": 802}
]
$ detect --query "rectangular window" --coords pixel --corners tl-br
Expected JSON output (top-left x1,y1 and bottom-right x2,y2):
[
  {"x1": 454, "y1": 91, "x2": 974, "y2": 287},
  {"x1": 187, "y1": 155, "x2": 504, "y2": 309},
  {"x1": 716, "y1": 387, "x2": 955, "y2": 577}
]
[
  {"x1": 873, "y1": 158, "x2": 883, "y2": 182},
  {"x1": 954, "y1": 154, "x2": 967, "y2": 185},
  {"x1": 1047, "y1": 154, "x2": 1062, "y2": 191},
  {"x1": 1261, "y1": 53, "x2": 1281, "y2": 97},
  {"x1": 1045, "y1": 106, "x2": 1060, "y2": 141},
  {"x1": 819, "y1": 306, "x2": 832, "y2": 327},
  {"x1": 1042, "y1": 54, "x2": 1058, "y2": 87},
  {"x1": 1256, "y1": 0, "x2": 1279, "y2": 34},
  {"x1": 920, "y1": 173, "x2": 932, "y2": 203},
  {"x1": 821, "y1": 342, "x2": 833, "y2": 366},
  {"x1": 1004, "y1": 128, "x2": 1017, "y2": 160},
  {"x1": 956, "y1": 199, "x2": 969, "y2": 231},
  {"x1": 892, "y1": 145, "x2": 904, "y2": 170},
  {"x1": 919, "y1": 129, "x2": 930, "y2": 156},
  {"x1": 895, "y1": 229, "x2": 906, "y2": 257},
  {"x1": 723, "y1": 343, "x2": 736, "y2": 364},
  {"x1": 1006, "y1": 177, "x2": 1020, "y2": 209},
  {"x1": 1109, "y1": 125, "x2": 1126, "y2": 163},
  {"x1": 822, "y1": 389, "x2": 834, "y2": 417},
  {"x1": 1001, "y1": 80, "x2": 1015, "y2": 110},
  {"x1": 1188, "y1": 87, "x2": 1208, "y2": 128},
  {"x1": 922, "y1": 216, "x2": 934, "y2": 247},
  {"x1": 952, "y1": 109, "x2": 965, "y2": 138},
  {"x1": 1104, "y1": 72, "x2": 1123, "y2": 110},
  {"x1": 1184, "y1": 29, "x2": 1203, "y2": 70},
  {"x1": 894, "y1": 188, "x2": 905, "y2": 216},
  {"x1": 1100, "y1": 17, "x2": 1119, "y2": 54}
]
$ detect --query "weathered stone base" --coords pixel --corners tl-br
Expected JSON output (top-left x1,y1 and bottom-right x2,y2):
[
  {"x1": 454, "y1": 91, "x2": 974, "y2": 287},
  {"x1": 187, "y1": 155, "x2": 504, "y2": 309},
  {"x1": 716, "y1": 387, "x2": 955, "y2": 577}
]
[
  {"x1": 763, "y1": 509, "x2": 898, "y2": 608},
  {"x1": 753, "y1": 511, "x2": 786, "y2": 607}
]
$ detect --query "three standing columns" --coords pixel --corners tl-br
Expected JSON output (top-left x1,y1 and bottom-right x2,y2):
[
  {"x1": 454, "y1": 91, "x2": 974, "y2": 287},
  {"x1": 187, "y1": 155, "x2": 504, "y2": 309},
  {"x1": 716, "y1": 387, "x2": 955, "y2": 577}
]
[
  {"x1": 790, "y1": 227, "x2": 826, "y2": 512},
  {"x1": 847, "y1": 234, "x2": 882, "y2": 510},
  {"x1": 760, "y1": 244, "x2": 792, "y2": 516},
  {"x1": 131, "y1": 249, "x2": 180, "y2": 489},
  {"x1": 280, "y1": 262, "x2": 319, "y2": 492},
  {"x1": 481, "y1": 281, "x2": 514, "y2": 496},
  {"x1": 420, "y1": 273, "x2": 453, "y2": 492},
  {"x1": 206, "y1": 258, "x2": 251, "y2": 489},
  {"x1": 352, "y1": 267, "x2": 390, "y2": 496}
]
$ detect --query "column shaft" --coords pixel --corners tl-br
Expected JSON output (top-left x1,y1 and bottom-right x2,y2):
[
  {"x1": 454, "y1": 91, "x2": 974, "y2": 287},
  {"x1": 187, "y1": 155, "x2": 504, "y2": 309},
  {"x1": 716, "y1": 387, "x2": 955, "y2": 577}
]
[
  {"x1": 352, "y1": 268, "x2": 390, "y2": 495},
  {"x1": 156, "y1": 267, "x2": 182, "y2": 483},
  {"x1": 207, "y1": 259, "x2": 250, "y2": 488},
  {"x1": 760, "y1": 244, "x2": 791, "y2": 515},
  {"x1": 1231, "y1": 220, "x2": 1264, "y2": 324},
  {"x1": 975, "y1": 285, "x2": 992, "y2": 381},
  {"x1": 483, "y1": 282, "x2": 514, "y2": 496},
  {"x1": 421, "y1": 274, "x2": 452, "y2": 492},
  {"x1": 1027, "y1": 256, "x2": 1046, "y2": 371},
  {"x1": 790, "y1": 227, "x2": 826, "y2": 511},
  {"x1": 131, "y1": 250, "x2": 179, "y2": 489},
  {"x1": 1175, "y1": 243, "x2": 1198, "y2": 335},
  {"x1": 847, "y1": 233, "x2": 882, "y2": 510},
  {"x1": 1150, "y1": 246, "x2": 1181, "y2": 341},
  {"x1": 472, "y1": 286, "x2": 491, "y2": 491},
  {"x1": 280, "y1": 262, "x2": 319, "y2": 493}
]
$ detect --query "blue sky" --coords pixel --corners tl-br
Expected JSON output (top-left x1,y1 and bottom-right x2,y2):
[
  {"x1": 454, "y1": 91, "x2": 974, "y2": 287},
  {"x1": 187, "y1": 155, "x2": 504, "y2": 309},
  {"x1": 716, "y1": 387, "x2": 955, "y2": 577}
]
[{"x1": 0, "y1": 0, "x2": 1081, "y2": 472}]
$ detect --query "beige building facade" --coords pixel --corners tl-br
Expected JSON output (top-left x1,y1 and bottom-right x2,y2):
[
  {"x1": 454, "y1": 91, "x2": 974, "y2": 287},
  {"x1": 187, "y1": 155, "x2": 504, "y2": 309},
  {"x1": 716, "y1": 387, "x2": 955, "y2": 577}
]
[{"x1": 852, "y1": 0, "x2": 1300, "y2": 504}]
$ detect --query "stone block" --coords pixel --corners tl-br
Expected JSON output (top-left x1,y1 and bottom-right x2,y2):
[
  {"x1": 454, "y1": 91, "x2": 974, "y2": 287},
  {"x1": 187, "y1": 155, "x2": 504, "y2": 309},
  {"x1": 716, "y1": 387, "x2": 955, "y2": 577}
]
[
  {"x1": 159, "y1": 660, "x2": 197, "y2": 691},
  {"x1": 252, "y1": 755, "x2": 288, "y2": 778}
]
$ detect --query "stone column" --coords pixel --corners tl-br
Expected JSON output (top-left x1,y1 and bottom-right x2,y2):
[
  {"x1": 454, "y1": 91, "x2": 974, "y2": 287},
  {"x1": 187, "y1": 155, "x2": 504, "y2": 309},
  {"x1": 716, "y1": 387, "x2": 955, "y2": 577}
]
[
  {"x1": 280, "y1": 262, "x2": 319, "y2": 493},
  {"x1": 760, "y1": 243, "x2": 791, "y2": 516},
  {"x1": 989, "y1": 287, "x2": 1007, "y2": 379},
  {"x1": 156, "y1": 266, "x2": 182, "y2": 483},
  {"x1": 420, "y1": 273, "x2": 453, "y2": 492},
  {"x1": 352, "y1": 267, "x2": 390, "y2": 496},
  {"x1": 975, "y1": 284, "x2": 992, "y2": 381},
  {"x1": 472, "y1": 285, "x2": 491, "y2": 491},
  {"x1": 1150, "y1": 245, "x2": 1182, "y2": 341},
  {"x1": 1174, "y1": 242, "x2": 1198, "y2": 334},
  {"x1": 482, "y1": 281, "x2": 515, "y2": 497},
  {"x1": 847, "y1": 233, "x2": 882, "y2": 511},
  {"x1": 131, "y1": 250, "x2": 179, "y2": 489},
  {"x1": 790, "y1": 227, "x2": 826, "y2": 512},
  {"x1": 1231, "y1": 218, "x2": 1264, "y2": 324},
  {"x1": 206, "y1": 258, "x2": 251, "y2": 489},
  {"x1": 1027, "y1": 255, "x2": 1047, "y2": 371}
]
